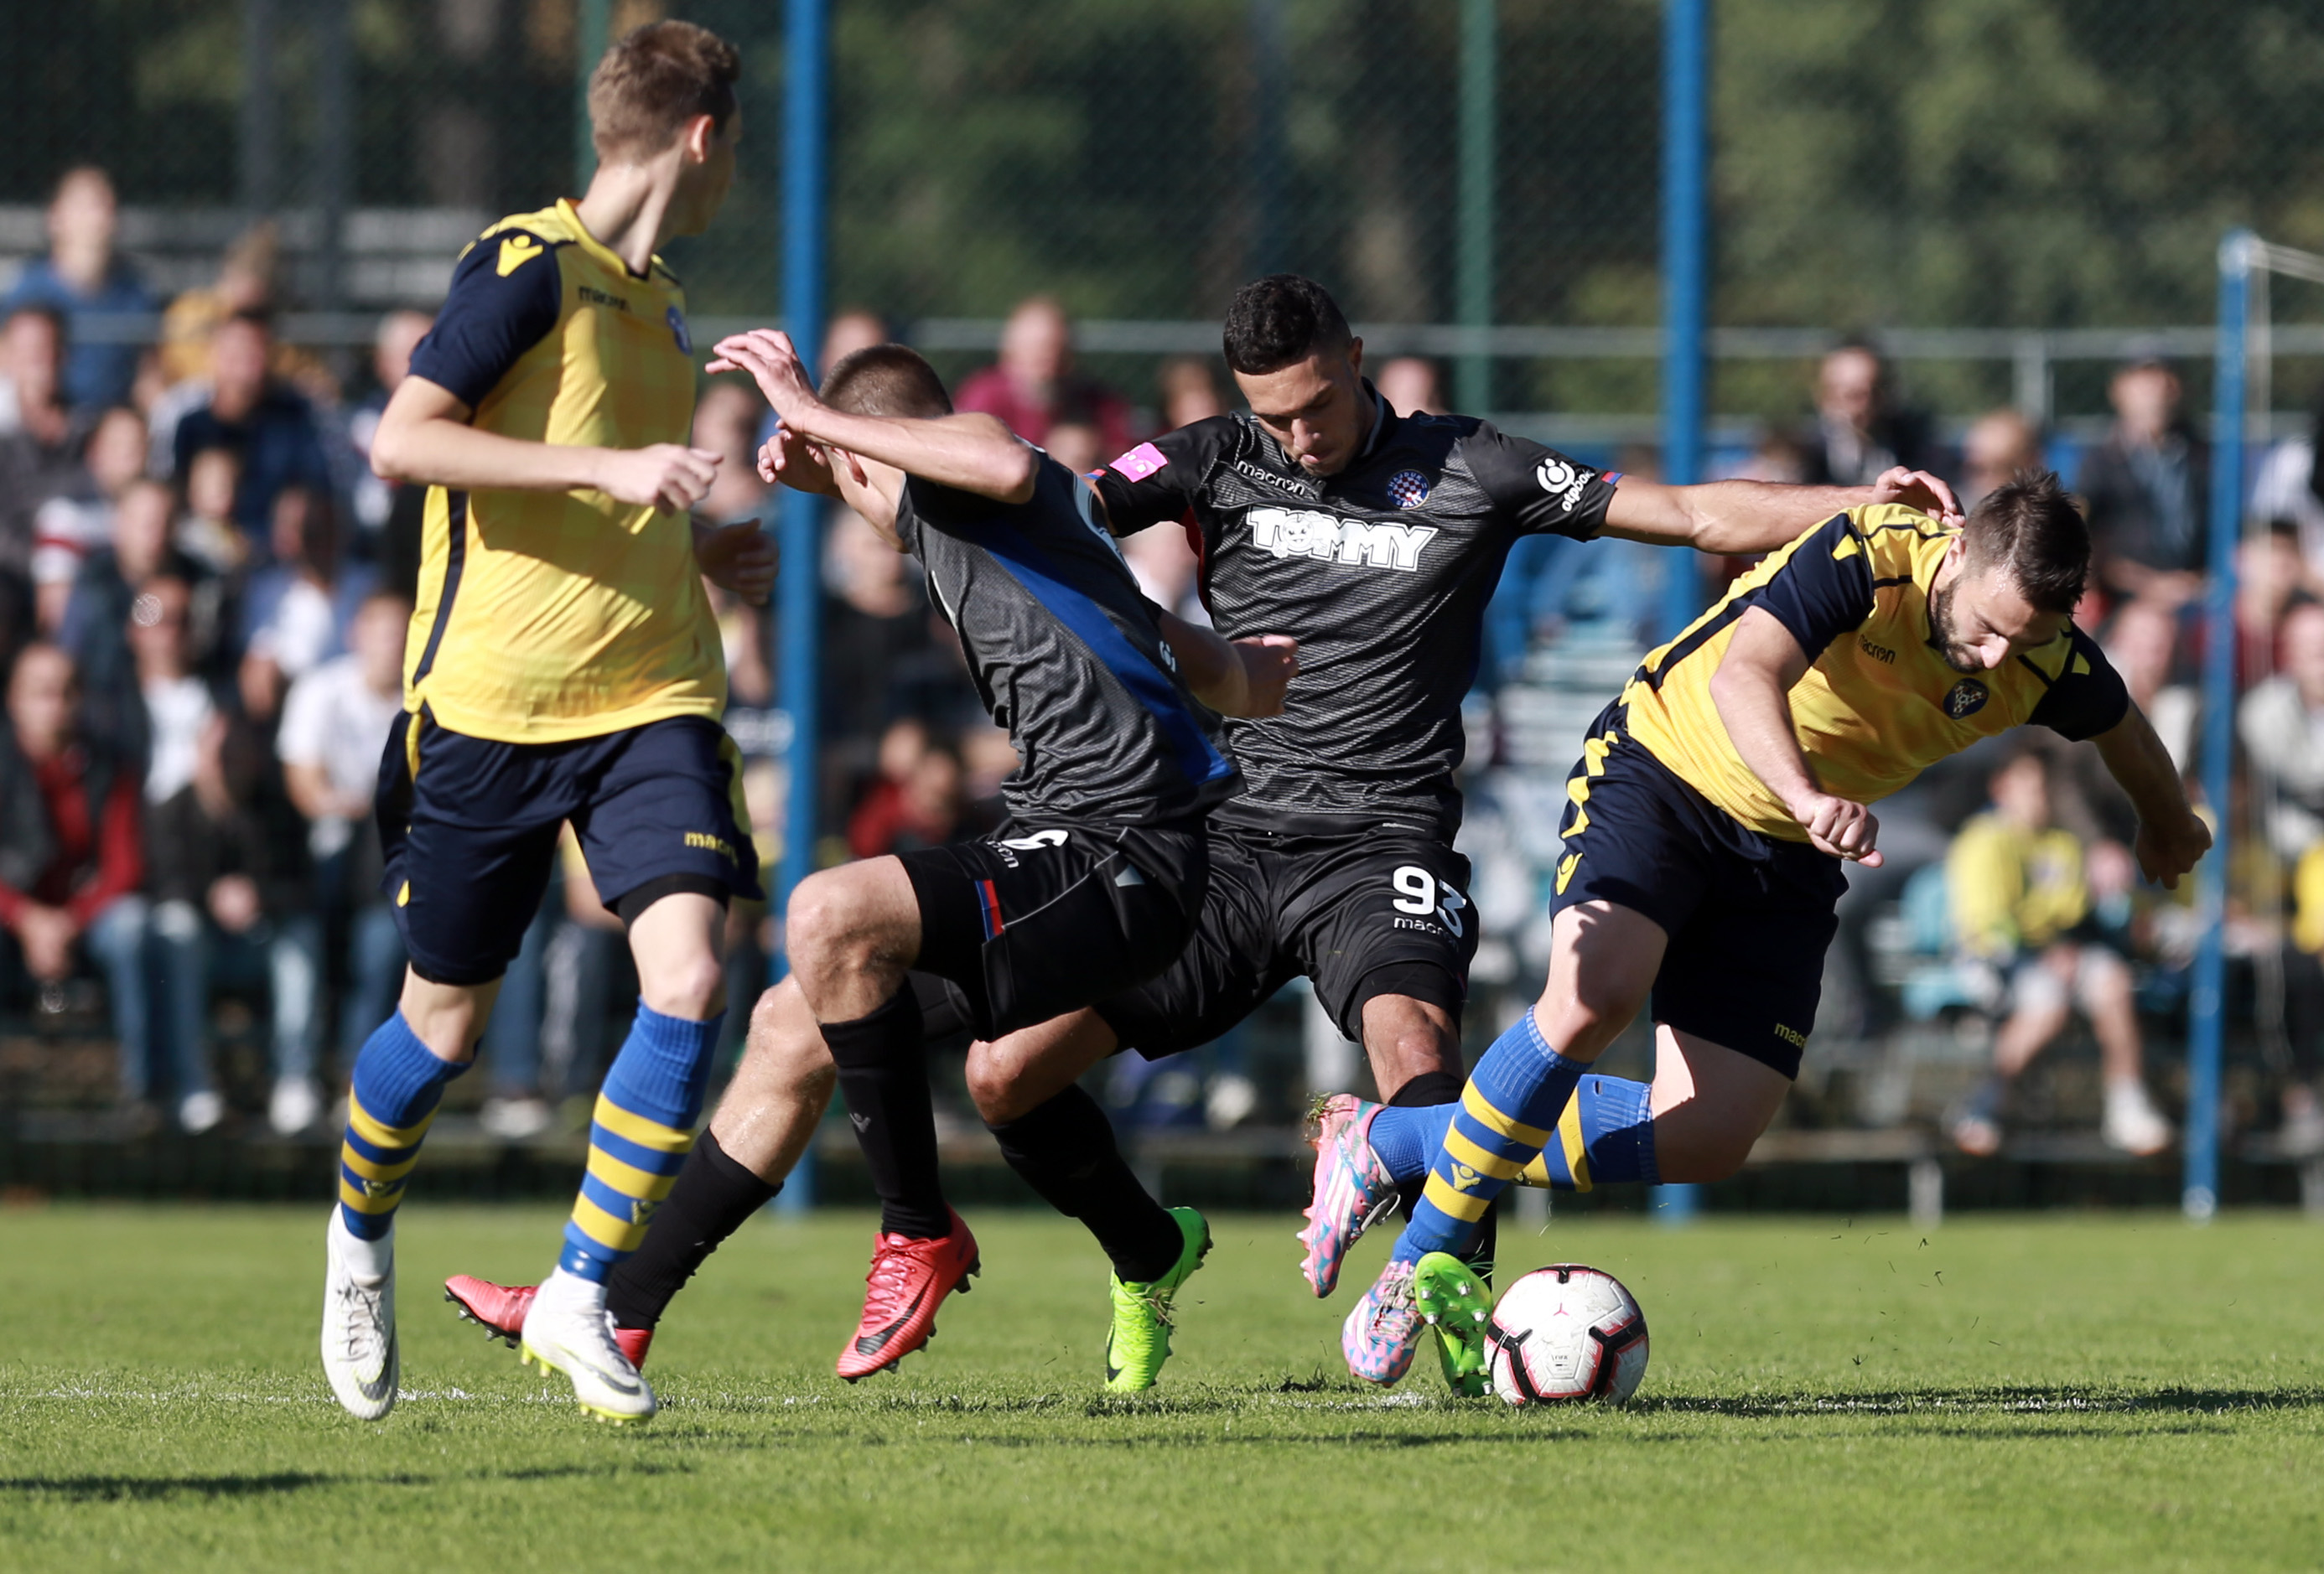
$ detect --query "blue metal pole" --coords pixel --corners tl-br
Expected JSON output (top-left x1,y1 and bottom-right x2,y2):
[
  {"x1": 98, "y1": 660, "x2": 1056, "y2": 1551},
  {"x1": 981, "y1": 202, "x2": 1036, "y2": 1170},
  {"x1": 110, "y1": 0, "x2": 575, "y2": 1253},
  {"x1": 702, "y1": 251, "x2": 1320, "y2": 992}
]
[
  {"x1": 1455, "y1": 0, "x2": 1497, "y2": 416},
  {"x1": 770, "y1": 0, "x2": 830, "y2": 1213},
  {"x1": 575, "y1": 0, "x2": 610, "y2": 190},
  {"x1": 1655, "y1": 0, "x2": 1709, "y2": 1227},
  {"x1": 2185, "y1": 231, "x2": 2251, "y2": 1222}
]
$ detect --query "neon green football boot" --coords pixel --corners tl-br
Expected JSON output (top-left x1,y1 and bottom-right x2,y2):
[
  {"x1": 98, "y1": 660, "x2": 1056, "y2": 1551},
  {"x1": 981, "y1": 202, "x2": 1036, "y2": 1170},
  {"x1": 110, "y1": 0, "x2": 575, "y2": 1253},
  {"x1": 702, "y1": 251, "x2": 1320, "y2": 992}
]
[
  {"x1": 1103, "y1": 1207, "x2": 1211, "y2": 1392},
  {"x1": 1414, "y1": 1250, "x2": 1494, "y2": 1398}
]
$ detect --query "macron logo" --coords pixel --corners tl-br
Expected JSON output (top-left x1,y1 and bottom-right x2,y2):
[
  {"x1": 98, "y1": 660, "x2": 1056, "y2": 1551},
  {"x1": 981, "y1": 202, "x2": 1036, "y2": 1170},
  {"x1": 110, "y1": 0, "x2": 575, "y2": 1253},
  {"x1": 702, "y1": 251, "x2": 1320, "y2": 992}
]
[{"x1": 1248, "y1": 508, "x2": 1438, "y2": 572}]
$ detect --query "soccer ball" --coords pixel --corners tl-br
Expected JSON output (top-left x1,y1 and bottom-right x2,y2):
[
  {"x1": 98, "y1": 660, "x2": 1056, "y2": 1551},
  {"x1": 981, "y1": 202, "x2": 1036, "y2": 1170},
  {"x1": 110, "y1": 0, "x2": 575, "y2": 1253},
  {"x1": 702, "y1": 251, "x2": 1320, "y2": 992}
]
[{"x1": 1485, "y1": 1265, "x2": 1649, "y2": 1408}]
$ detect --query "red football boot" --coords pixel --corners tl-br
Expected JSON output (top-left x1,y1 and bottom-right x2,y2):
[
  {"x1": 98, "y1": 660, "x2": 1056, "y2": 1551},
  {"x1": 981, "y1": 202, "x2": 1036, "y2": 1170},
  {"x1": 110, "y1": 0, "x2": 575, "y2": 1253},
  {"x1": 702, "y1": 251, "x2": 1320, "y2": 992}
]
[
  {"x1": 835, "y1": 1209, "x2": 981, "y2": 1381},
  {"x1": 445, "y1": 1275, "x2": 653, "y2": 1369}
]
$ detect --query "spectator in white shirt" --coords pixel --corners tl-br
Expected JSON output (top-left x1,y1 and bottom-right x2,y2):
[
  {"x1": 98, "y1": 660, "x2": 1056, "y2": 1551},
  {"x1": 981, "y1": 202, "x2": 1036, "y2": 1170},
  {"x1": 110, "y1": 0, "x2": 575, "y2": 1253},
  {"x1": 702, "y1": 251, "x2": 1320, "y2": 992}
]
[{"x1": 278, "y1": 590, "x2": 409, "y2": 1092}]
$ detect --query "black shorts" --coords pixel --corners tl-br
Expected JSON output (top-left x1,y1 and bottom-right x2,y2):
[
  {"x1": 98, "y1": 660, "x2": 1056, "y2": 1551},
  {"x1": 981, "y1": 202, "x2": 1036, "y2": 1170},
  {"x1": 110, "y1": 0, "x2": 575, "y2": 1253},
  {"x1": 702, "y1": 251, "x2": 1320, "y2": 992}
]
[
  {"x1": 1548, "y1": 732, "x2": 1844, "y2": 1079},
  {"x1": 376, "y1": 709, "x2": 761, "y2": 987},
  {"x1": 1096, "y1": 823, "x2": 1479, "y2": 1061},
  {"x1": 895, "y1": 818, "x2": 1206, "y2": 1041}
]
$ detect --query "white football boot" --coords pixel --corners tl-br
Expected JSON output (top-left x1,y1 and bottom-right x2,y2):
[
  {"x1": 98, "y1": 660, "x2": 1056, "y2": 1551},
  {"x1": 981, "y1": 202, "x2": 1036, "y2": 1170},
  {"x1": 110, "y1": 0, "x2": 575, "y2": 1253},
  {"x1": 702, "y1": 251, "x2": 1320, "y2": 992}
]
[
  {"x1": 320, "y1": 1209, "x2": 399, "y2": 1420},
  {"x1": 520, "y1": 1267, "x2": 658, "y2": 1424}
]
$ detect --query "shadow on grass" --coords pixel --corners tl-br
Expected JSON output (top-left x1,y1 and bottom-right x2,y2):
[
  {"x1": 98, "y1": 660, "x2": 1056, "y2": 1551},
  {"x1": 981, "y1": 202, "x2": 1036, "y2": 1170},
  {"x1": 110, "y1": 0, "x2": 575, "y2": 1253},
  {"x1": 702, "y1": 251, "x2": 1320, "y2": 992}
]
[
  {"x1": 1631, "y1": 1385, "x2": 2324, "y2": 1417},
  {"x1": 0, "y1": 1463, "x2": 686, "y2": 1503}
]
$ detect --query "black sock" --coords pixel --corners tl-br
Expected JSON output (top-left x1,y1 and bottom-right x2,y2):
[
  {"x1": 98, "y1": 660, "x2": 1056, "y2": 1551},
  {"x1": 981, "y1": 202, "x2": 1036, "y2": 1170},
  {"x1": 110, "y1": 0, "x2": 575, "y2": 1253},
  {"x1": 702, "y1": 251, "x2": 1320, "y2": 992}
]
[
  {"x1": 1385, "y1": 1068, "x2": 1496, "y2": 1283},
  {"x1": 988, "y1": 1084, "x2": 1182, "y2": 1282},
  {"x1": 1388, "y1": 1069, "x2": 1466, "y2": 1229},
  {"x1": 822, "y1": 986, "x2": 951, "y2": 1240},
  {"x1": 604, "y1": 1127, "x2": 780, "y2": 1330}
]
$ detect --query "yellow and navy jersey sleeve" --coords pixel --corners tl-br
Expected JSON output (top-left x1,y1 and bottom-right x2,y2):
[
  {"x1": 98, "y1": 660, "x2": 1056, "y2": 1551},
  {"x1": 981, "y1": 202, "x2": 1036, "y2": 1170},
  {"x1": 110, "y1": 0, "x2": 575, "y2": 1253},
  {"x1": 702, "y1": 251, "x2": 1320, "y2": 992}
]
[
  {"x1": 407, "y1": 228, "x2": 564, "y2": 409},
  {"x1": 1750, "y1": 513, "x2": 1879, "y2": 660},
  {"x1": 2023, "y1": 626, "x2": 2130, "y2": 742},
  {"x1": 1456, "y1": 422, "x2": 1617, "y2": 541}
]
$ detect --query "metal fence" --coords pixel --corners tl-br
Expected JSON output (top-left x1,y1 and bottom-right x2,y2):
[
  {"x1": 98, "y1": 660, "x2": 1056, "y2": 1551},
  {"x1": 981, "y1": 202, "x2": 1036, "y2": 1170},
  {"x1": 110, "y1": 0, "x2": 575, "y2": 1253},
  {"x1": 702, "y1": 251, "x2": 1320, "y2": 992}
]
[{"x1": 10, "y1": 1, "x2": 2324, "y2": 422}]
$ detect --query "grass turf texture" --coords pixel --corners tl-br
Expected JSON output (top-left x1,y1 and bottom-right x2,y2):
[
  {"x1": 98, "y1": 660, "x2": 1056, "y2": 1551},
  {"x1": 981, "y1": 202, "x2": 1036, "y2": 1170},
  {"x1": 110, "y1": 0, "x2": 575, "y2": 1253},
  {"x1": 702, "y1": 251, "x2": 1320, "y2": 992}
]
[{"x1": 2, "y1": 1206, "x2": 2321, "y2": 1571}]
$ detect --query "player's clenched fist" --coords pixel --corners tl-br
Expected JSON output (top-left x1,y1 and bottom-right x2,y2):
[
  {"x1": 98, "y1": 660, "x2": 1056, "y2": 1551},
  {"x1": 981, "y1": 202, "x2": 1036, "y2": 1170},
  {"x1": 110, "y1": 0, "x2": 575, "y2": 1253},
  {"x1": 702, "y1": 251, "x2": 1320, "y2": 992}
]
[
  {"x1": 1794, "y1": 790, "x2": 1883, "y2": 867},
  {"x1": 597, "y1": 443, "x2": 724, "y2": 511},
  {"x1": 2133, "y1": 806, "x2": 2211, "y2": 891},
  {"x1": 1232, "y1": 634, "x2": 1300, "y2": 717}
]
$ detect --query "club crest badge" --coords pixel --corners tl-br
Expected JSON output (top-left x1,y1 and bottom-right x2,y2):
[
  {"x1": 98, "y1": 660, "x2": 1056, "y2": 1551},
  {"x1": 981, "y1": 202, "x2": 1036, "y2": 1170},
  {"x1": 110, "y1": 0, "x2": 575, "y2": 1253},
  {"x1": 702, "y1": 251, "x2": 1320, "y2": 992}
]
[
  {"x1": 1943, "y1": 678, "x2": 1989, "y2": 719},
  {"x1": 1388, "y1": 469, "x2": 1431, "y2": 509},
  {"x1": 667, "y1": 306, "x2": 692, "y2": 355}
]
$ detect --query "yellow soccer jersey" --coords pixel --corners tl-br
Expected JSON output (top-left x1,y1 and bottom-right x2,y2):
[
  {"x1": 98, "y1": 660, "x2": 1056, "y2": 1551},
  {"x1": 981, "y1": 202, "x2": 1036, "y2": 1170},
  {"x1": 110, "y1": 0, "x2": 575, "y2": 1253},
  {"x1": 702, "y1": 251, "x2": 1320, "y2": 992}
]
[
  {"x1": 1619, "y1": 505, "x2": 2129, "y2": 841},
  {"x1": 401, "y1": 199, "x2": 722, "y2": 743},
  {"x1": 1946, "y1": 813, "x2": 2090, "y2": 957}
]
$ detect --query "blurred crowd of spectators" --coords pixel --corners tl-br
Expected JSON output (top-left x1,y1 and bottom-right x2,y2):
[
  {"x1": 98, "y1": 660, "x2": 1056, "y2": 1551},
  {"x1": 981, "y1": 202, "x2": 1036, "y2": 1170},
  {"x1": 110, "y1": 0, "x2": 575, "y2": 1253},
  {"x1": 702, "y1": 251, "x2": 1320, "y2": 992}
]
[{"x1": 2, "y1": 165, "x2": 2318, "y2": 1159}]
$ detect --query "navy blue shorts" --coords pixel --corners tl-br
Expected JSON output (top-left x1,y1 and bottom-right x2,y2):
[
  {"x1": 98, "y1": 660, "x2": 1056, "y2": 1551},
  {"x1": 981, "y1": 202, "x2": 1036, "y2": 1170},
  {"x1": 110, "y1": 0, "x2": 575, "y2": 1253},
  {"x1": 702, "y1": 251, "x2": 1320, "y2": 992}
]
[
  {"x1": 1548, "y1": 727, "x2": 1845, "y2": 1079},
  {"x1": 376, "y1": 709, "x2": 761, "y2": 987}
]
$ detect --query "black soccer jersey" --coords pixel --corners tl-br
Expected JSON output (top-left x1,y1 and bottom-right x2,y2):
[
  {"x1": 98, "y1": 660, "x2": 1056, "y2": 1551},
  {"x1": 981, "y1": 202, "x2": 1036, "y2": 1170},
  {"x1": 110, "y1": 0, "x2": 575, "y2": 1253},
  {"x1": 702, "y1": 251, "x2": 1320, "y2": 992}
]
[
  {"x1": 893, "y1": 453, "x2": 1240, "y2": 827},
  {"x1": 1092, "y1": 390, "x2": 1618, "y2": 835}
]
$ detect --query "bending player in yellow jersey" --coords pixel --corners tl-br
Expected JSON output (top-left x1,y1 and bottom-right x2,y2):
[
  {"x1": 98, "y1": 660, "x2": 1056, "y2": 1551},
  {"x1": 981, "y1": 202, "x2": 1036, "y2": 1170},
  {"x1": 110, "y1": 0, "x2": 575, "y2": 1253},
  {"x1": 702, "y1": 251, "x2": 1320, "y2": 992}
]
[
  {"x1": 1327, "y1": 471, "x2": 2212, "y2": 1390},
  {"x1": 319, "y1": 21, "x2": 775, "y2": 1425}
]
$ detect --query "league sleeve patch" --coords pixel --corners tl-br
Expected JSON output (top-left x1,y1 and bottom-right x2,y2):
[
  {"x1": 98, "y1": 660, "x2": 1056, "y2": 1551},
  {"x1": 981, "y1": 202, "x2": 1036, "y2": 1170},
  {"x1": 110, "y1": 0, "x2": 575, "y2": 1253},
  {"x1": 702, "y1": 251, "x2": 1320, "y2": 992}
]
[{"x1": 1108, "y1": 442, "x2": 1170, "y2": 483}]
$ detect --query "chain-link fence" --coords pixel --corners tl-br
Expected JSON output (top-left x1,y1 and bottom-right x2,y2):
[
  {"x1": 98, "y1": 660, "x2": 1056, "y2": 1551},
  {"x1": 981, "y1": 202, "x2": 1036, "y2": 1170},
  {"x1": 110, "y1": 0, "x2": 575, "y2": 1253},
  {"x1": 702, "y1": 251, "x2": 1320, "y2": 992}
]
[{"x1": 10, "y1": 1, "x2": 2324, "y2": 419}]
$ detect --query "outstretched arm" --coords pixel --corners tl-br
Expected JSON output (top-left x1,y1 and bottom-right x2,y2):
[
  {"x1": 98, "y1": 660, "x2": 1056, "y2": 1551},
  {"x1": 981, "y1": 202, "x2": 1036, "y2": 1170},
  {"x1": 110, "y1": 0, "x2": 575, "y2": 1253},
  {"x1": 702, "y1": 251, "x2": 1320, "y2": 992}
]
[
  {"x1": 1708, "y1": 607, "x2": 1884, "y2": 866},
  {"x1": 371, "y1": 375, "x2": 724, "y2": 512},
  {"x1": 2093, "y1": 705, "x2": 2211, "y2": 889},
  {"x1": 1600, "y1": 466, "x2": 1963, "y2": 555},
  {"x1": 709, "y1": 329, "x2": 1039, "y2": 504},
  {"x1": 1158, "y1": 611, "x2": 1299, "y2": 718}
]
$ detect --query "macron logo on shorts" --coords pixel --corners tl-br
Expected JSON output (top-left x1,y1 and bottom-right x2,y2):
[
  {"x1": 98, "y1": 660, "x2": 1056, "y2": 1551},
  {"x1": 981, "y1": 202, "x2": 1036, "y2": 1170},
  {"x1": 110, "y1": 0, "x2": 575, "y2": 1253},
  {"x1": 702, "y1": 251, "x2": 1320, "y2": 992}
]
[{"x1": 1108, "y1": 443, "x2": 1170, "y2": 483}]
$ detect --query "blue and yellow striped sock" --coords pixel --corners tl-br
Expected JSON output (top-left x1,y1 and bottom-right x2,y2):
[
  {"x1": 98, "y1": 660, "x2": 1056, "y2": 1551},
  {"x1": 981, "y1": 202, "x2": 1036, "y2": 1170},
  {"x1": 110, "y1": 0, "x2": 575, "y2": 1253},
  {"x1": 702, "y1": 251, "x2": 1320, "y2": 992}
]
[
  {"x1": 1368, "y1": 1074, "x2": 1659, "y2": 1192},
  {"x1": 558, "y1": 1003, "x2": 722, "y2": 1283},
  {"x1": 1389, "y1": 1009, "x2": 1591, "y2": 1264},
  {"x1": 338, "y1": 1012, "x2": 464, "y2": 1240}
]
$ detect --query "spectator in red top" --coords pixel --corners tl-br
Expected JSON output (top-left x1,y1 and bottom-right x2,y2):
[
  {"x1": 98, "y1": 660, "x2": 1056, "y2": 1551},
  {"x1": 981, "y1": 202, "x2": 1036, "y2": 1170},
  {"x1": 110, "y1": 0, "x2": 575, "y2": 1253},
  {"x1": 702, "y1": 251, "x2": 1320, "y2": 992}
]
[
  {"x1": 954, "y1": 295, "x2": 1133, "y2": 458},
  {"x1": 0, "y1": 641, "x2": 152, "y2": 1102}
]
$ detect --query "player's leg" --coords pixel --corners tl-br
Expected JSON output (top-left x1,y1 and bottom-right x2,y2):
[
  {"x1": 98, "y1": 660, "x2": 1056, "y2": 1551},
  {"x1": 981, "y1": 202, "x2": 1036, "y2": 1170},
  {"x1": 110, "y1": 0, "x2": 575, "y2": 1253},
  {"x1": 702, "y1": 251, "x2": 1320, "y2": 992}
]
[
  {"x1": 324, "y1": 711, "x2": 563, "y2": 1421},
  {"x1": 519, "y1": 718, "x2": 760, "y2": 1421},
  {"x1": 1284, "y1": 836, "x2": 1495, "y2": 1297},
  {"x1": 788, "y1": 856, "x2": 950, "y2": 1235},
  {"x1": 786, "y1": 851, "x2": 990, "y2": 1379},
  {"x1": 967, "y1": 1009, "x2": 1151, "y2": 1255},
  {"x1": 942, "y1": 822, "x2": 1219, "y2": 1389}
]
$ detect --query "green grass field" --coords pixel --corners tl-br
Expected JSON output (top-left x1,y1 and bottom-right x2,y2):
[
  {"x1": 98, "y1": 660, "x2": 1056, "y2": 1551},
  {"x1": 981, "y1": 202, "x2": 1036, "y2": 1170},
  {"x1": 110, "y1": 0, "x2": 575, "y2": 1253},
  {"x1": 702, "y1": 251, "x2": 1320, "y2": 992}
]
[{"x1": 2, "y1": 1204, "x2": 2320, "y2": 1571}]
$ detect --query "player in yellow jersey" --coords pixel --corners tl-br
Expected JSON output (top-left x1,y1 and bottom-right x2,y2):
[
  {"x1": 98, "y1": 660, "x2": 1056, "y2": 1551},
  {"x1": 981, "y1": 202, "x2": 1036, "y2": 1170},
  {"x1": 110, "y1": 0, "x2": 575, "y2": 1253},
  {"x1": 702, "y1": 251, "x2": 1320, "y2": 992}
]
[
  {"x1": 1326, "y1": 471, "x2": 2213, "y2": 1390},
  {"x1": 319, "y1": 22, "x2": 774, "y2": 1426}
]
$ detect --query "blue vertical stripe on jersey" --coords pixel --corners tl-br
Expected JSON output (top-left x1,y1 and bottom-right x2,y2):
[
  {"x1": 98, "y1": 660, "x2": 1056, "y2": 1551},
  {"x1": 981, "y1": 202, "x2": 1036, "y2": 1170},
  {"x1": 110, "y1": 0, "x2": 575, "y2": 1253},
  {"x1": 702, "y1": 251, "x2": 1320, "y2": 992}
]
[
  {"x1": 958, "y1": 523, "x2": 1234, "y2": 792},
  {"x1": 411, "y1": 489, "x2": 469, "y2": 684}
]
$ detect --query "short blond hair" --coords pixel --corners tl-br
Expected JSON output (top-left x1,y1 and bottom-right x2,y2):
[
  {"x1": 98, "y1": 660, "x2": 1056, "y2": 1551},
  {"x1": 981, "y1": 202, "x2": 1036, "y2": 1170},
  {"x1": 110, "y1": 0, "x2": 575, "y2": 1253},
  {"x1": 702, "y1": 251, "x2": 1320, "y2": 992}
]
[{"x1": 589, "y1": 21, "x2": 741, "y2": 159}]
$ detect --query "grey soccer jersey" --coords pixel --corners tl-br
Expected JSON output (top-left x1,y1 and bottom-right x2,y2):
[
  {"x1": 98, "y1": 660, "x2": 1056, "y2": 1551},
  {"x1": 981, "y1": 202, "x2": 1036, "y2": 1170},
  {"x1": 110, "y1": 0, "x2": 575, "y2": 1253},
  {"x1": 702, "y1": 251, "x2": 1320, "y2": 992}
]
[
  {"x1": 892, "y1": 453, "x2": 1240, "y2": 826},
  {"x1": 1091, "y1": 391, "x2": 1618, "y2": 836}
]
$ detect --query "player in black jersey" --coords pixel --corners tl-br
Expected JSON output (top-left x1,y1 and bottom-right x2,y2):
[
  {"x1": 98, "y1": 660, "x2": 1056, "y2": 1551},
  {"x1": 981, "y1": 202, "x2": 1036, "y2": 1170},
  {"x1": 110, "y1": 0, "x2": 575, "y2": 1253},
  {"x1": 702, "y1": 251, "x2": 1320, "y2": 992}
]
[
  {"x1": 444, "y1": 282, "x2": 1953, "y2": 1390},
  {"x1": 691, "y1": 332, "x2": 1293, "y2": 1385}
]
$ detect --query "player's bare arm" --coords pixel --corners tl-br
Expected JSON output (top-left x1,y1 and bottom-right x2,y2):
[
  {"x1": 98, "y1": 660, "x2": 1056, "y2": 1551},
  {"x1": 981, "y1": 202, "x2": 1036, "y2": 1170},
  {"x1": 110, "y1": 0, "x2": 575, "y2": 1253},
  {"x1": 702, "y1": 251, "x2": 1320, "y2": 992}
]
[
  {"x1": 1599, "y1": 465, "x2": 1963, "y2": 555},
  {"x1": 1157, "y1": 611, "x2": 1299, "y2": 718},
  {"x1": 1707, "y1": 605, "x2": 1883, "y2": 866},
  {"x1": 709, "y1": 329, "x2": 1039, "y2": 503},
  {"x1": 2092, "y1": 706, "x2": 2211, "y2": 888},
  {"x1": 370, "y1": 374, "x2": 724, "y2": 513}
]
